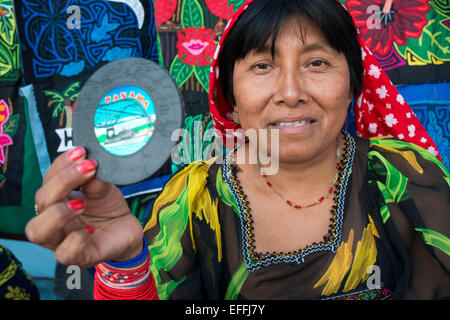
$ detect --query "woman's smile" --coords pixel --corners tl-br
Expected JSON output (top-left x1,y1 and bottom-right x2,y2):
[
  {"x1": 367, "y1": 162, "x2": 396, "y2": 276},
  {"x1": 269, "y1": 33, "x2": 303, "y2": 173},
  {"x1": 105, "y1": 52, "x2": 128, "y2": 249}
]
[{"x1": 267, "y1": 119, "x2": 317, "y2": 135}]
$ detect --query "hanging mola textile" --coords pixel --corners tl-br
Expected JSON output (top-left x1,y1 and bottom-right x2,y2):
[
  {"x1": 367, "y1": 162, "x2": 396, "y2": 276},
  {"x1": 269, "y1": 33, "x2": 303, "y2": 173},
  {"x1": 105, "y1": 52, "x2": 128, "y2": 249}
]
[
  {"x1": 0, "y1": 0, "x2": 166, "y2": 235},
  {"x1": 339, "y1": 0, "x2": 450, "y2": 169}
]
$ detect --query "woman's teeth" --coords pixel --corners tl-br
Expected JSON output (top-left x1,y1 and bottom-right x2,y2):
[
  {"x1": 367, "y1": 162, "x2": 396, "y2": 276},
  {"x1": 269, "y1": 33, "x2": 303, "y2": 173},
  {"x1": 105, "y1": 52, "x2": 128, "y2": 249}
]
[{"x1": 276, "y1": 120, "x2": 312, "y2": 127}]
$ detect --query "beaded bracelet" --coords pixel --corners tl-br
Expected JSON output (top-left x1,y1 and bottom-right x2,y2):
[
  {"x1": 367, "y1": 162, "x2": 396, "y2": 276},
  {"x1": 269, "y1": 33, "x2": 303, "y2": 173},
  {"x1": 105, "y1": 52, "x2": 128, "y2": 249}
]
[
  {"x1": 94, "y1": 237, "x2": 159, "y2": 299},
  {"x1": 96, "y1": 258, "x2": 149, "y2": 288}
]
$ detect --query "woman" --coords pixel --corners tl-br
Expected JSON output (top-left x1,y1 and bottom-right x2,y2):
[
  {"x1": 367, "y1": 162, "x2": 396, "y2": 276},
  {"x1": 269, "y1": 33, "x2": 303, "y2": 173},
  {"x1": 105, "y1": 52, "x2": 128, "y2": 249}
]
[{"x1": 26, "y1": 0, "x2": 449, "y2": 300}]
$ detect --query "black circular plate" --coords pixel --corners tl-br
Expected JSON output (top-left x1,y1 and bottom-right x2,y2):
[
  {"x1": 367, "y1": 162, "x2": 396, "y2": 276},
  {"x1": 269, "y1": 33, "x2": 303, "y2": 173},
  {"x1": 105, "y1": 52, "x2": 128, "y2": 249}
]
[{"x1": 73, "y1": 58, "x2": 184, "y2": 185}]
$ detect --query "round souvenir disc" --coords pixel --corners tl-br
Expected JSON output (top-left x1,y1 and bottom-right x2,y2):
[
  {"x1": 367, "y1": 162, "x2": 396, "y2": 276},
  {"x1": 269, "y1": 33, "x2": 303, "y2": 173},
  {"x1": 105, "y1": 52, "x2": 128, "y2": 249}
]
[{"x1": 73, "y1": 58, "x2": 184, "y2": 185}]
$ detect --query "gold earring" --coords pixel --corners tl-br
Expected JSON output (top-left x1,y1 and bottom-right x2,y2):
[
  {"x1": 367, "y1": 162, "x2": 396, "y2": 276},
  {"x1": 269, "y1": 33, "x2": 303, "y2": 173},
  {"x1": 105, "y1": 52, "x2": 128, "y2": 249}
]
[{"x1": 232, "y1": 110, "x2": 240, "y2": 125}]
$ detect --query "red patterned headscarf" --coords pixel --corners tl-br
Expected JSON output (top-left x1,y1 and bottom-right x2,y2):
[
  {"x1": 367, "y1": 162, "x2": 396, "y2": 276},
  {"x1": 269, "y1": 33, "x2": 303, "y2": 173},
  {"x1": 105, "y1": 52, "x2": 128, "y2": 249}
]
[{"x1": 208, "y1": 0, "x2": 442, "y2": 162}]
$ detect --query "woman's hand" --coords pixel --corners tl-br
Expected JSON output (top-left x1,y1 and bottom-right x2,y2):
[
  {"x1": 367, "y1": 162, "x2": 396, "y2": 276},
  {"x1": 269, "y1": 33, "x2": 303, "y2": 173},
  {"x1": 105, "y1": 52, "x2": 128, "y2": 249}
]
[{"x1": 25, "y1": 147, "x2": 144, "y2": 269}]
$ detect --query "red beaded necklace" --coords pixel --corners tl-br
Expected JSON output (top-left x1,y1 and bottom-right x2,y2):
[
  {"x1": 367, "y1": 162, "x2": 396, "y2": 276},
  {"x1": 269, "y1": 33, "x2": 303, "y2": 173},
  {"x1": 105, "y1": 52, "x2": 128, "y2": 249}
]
[{"x1": 258, "y1": 139, "x2": 342, "y2": 210}]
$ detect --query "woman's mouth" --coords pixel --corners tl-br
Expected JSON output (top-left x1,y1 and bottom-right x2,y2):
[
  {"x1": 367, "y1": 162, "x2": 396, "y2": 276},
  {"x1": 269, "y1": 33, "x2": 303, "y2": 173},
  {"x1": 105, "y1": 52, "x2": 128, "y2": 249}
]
[
  {"x1": 274, "y1": 120, "x2": 314, "y2": 127},
  {"x1": 268, "y1": 120, "x2": 317, "y2": 134}
]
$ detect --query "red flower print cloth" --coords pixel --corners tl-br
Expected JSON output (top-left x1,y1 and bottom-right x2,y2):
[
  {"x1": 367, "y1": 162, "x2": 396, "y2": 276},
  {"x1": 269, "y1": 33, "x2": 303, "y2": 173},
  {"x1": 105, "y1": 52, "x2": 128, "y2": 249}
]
[{"x1": 346, "y1": 0, "x2": 430, "y2": 57}]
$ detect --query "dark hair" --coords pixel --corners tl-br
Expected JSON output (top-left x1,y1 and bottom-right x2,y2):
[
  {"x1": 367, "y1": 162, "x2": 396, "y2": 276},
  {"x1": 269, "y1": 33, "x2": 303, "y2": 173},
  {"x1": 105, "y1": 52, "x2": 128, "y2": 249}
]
[{"x1": 218, "y1": 0, "x2": 363, "y2": 106}]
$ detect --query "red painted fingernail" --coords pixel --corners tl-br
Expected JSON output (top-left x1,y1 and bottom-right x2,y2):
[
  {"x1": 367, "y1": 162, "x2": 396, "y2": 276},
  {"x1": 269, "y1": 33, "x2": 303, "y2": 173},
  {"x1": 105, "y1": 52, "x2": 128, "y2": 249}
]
[
  {"x1": 75, "y1": 159, "x2": 97, "y2": 175},
  {"x1": 67, "y1": 199, "x2": 84, "y2": 211},
  {"x1": 84, "y1": 226, "x2": 95, "y2": 234},
  {"x1": 67, "y1": 147, "x2": 85, "y2": 162}
]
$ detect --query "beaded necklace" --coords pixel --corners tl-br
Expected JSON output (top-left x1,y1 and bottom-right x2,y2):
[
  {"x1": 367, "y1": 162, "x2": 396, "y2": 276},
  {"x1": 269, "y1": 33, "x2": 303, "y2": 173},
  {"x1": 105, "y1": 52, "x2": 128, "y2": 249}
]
[{"x1": 258, "y1": 134, "x2": 345, "y2": 210}]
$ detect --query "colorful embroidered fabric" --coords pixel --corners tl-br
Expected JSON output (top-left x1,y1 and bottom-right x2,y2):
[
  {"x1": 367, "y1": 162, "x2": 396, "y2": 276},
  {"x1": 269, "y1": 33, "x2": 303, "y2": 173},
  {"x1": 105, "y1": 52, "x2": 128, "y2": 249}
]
[
  {"x1": 0, "y1": 0, "x2": 20, "y2": 82},
  {"x1": 322, "y1": 287, "x2": 393, "y2": 300},
  {"x1": 0, "y1": 1, "x2": 41, "y2": 233},
  {"x1": 339, "y1": 0, "x2": 450, "y2": 85},
  {"x1": 396, "y1": 83, "x2": 450, "y2": 170},
  {"x1": 0, "y1": 1, "x2": 166, "y2": 236},
  {"x1": 0, "y1": 87, "x2": 42, "y2": 233},
  {"x1": 140, "y1": 135, "x2": 450, "y2": 299},
  {"x1": 13, "y1": 0, "x2": 160, "y2": 162},
  {"x1": 16, "y1": 0, "x2": 159, "y2": 82}
]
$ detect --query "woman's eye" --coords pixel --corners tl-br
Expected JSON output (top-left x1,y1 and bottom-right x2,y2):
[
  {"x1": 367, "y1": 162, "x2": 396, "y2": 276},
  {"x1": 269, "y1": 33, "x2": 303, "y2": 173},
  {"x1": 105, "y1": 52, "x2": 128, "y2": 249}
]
[
  {"x1": 310, "y1": 60, "x2": 327, "y2": 67},
  {"x1": 253, "y1": 63, "x2": 270, "y2": 70}
]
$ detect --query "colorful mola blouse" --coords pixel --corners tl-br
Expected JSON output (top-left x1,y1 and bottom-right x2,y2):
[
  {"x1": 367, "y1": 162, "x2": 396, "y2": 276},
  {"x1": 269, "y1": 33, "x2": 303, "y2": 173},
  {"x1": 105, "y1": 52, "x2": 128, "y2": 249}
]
[{"x1": 143, "y1": 134, "x2": 450, "y2": 300}]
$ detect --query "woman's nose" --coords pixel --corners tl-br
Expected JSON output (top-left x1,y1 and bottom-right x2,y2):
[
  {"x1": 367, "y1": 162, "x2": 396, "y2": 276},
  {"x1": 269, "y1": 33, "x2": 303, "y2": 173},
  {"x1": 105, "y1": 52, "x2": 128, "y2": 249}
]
[{"x1": 273, "y1": 69, "x2": 308, "y2": 108}]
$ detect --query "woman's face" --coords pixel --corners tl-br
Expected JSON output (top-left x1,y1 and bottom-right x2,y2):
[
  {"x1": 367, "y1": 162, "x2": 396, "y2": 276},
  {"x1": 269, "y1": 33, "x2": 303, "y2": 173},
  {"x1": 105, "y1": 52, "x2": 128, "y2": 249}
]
[{"x1": 232, "y1": 15, "x2": 353, "y2": 163}]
